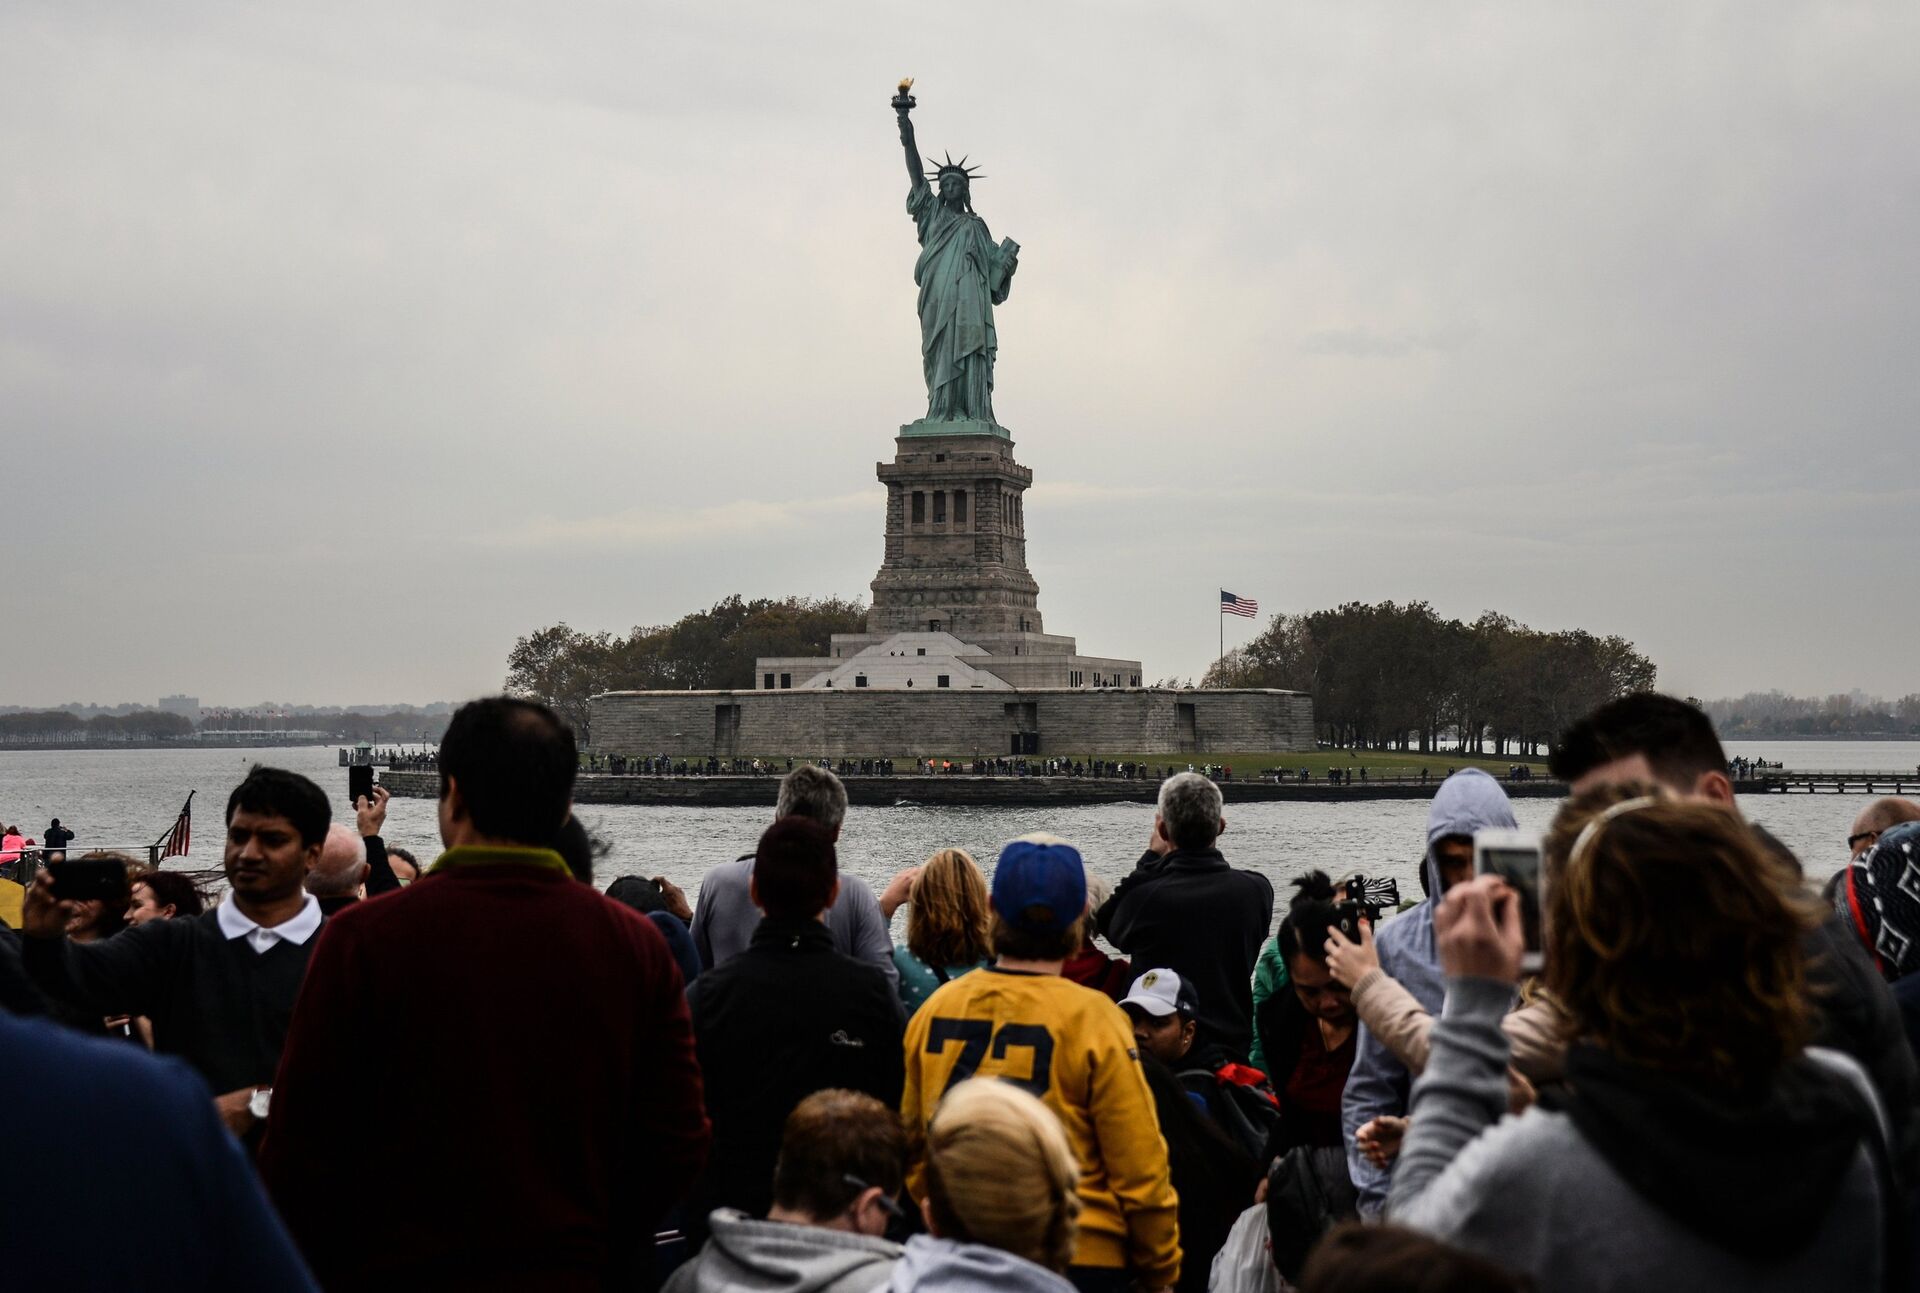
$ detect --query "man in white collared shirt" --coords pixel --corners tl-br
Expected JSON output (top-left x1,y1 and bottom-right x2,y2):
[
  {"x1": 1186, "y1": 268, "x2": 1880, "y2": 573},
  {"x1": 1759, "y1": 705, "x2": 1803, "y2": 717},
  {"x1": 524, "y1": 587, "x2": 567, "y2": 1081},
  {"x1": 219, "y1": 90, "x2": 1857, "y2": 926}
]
[{"x1": 23, "y1": 766, "x2": 332, "y2": 1141}]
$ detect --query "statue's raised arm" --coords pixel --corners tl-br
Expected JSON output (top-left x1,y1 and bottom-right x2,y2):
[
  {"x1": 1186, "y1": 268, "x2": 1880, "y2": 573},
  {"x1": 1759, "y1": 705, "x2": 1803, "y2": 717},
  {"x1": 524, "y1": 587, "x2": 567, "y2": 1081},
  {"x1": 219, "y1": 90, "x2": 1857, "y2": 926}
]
[
  {"x1": 889, "y1": 78, "x2": 1014, "y2": 431},
  {"x1": 893, "y1": 79, "x2": 926, "y2": 192}
]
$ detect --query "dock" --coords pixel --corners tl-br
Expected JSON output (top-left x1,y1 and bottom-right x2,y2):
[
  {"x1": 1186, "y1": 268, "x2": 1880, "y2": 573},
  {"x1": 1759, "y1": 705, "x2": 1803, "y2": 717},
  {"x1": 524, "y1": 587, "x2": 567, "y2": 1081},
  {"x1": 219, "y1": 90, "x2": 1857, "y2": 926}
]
[{"x1": 1740, "y1": 771, "x2": 1920, "y2": 795}]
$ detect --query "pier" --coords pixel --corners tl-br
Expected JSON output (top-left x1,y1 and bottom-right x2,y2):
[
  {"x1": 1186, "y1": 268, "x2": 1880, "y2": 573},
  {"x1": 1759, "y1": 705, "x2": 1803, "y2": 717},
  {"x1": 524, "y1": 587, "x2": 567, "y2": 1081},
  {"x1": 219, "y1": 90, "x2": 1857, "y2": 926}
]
[{"x1": 1740, "y1": 771, "x2": 1920, "y2": 795}]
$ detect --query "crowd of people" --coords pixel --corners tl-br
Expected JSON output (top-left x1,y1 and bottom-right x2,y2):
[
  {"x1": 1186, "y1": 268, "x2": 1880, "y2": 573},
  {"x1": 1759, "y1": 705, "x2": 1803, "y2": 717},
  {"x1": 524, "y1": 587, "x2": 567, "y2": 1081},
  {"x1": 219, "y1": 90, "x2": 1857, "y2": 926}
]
[
  {"x1": 3, "y1": 691, "x2": 1919, "y2": 1292},
  {"x1": 574, "y1": 755, "x2": 1222, "y2": 782}
]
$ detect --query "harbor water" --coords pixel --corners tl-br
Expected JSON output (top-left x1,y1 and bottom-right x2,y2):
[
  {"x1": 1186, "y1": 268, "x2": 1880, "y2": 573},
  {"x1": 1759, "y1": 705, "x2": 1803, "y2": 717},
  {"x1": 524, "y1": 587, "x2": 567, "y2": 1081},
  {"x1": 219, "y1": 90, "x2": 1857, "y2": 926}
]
[{"x1": 2, "y1": 740, "x2": 1907, "y2": 913}]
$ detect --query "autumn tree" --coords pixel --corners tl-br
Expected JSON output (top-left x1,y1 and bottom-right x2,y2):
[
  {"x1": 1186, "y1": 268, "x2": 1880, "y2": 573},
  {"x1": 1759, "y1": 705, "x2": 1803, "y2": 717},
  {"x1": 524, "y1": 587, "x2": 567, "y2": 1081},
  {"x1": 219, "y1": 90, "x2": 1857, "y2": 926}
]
[{"x1": 506, "y1": 596, "x2": 868, "y2": 740}]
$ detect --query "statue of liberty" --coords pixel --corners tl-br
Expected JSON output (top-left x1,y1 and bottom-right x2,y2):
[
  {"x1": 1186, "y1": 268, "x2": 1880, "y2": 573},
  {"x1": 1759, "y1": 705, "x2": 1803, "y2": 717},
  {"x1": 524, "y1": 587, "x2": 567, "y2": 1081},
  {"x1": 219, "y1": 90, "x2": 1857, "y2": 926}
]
[{"x1": 892, "y1": 80, "x2": 1019, "y2": 429}]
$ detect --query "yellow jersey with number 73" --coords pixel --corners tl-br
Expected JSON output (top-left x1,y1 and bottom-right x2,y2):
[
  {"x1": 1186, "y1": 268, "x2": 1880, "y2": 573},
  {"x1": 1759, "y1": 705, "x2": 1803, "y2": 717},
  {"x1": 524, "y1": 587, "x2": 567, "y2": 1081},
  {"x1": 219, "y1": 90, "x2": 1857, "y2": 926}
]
[{"x1": 901, "y1": 966, "x2": 1181, "y2": 1286}]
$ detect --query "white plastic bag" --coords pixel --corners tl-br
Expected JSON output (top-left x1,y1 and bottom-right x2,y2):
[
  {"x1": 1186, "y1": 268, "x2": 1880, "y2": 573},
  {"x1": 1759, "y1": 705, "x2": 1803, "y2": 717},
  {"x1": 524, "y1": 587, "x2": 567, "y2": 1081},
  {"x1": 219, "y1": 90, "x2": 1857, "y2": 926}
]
[{"x1": 1209, "y1": 1202, "x2": 1285, "y2": 1293}]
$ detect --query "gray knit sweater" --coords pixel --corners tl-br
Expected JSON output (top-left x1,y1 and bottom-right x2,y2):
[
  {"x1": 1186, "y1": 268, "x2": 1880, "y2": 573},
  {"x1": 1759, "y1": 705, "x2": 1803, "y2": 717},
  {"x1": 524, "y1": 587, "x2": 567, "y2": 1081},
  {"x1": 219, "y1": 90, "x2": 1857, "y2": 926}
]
[{"x1": 1388, "y1": 977, "x2": 1884, "y2": 1291}]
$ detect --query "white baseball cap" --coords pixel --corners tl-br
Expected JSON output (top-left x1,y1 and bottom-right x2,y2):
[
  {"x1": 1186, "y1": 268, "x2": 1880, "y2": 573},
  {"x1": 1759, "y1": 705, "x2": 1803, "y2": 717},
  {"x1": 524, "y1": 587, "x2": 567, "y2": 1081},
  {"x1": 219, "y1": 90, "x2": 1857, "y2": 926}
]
[{"x1": 1120, "y1": 968, "x2": 1198, "y2": 1018}]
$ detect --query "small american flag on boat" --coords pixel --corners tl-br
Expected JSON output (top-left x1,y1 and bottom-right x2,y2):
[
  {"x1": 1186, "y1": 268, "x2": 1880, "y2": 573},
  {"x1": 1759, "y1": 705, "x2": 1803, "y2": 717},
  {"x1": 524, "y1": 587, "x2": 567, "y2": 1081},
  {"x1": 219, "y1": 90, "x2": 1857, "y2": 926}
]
[
  {"x1": 1220, "y1": 590, "x2": 1259, "y2": 619},
  {"x1": 158, "y1": 793, "x2": 193, "y2": 859}
]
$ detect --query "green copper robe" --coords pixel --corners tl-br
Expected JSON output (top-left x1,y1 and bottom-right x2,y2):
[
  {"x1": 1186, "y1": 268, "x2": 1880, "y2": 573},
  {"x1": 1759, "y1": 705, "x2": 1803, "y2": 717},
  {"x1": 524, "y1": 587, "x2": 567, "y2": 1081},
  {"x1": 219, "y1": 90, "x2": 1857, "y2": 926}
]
[{"x1": 909, "y1": 183, "x2": 1017, "y2": 423}]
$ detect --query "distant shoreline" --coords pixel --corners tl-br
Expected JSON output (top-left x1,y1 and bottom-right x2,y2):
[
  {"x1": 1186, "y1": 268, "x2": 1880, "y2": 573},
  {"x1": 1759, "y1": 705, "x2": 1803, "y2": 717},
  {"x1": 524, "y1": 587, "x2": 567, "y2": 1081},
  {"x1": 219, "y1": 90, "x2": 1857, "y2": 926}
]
[
  {"x1": 1721, "y1": 735, "x2": 1920, "y2": 743},
  {"x1": 0, "y1": 738, "x2": 336, "y2": 752}
]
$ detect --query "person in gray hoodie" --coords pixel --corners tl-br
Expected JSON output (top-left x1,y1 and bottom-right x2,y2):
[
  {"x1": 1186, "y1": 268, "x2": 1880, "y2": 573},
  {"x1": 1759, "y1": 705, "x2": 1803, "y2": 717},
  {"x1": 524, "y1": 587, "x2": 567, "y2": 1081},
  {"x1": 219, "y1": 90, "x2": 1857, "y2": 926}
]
[
  {"x1": 1340, "y1": 767, "x2": 1516, "y2": 1216},
  {"x1": 668, "y1": 1089, "x2": 906, "y2": 1293},
  {"x1": 1389, "y1": 793, "x2": 1888, "y2": 1292}
]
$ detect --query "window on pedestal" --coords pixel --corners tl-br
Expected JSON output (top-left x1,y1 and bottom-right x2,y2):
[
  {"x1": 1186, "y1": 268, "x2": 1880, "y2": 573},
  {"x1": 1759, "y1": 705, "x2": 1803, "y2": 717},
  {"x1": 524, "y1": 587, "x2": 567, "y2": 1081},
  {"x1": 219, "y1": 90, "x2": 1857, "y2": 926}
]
[
  {"x1": 780, "y1": 673, "x2": 791, "y2": 689},
  {"x1": 855, "y1": 675, "x2": 868, "y2": 688},
  {"x1": 763, "y1": 673, "x2": 774, "y2": 690},
  {"x1": 954, "y1": 490, "x2": 968, "y2": 523},
  {"x1": 911, "y1": 491, "x2": 925, "y2": 524},
  {"x1": 929, "y1": 619, "x2": 941, "y2": 632},
  {"x1": 916, "y1": 648, "x2": 926, "y2": 656},
  {"x1": 933, "y1": 491, "x2": 946, "y2": 523},
  {"x1": 937, "y1": 675, "x2": 950, "y2": 688}
]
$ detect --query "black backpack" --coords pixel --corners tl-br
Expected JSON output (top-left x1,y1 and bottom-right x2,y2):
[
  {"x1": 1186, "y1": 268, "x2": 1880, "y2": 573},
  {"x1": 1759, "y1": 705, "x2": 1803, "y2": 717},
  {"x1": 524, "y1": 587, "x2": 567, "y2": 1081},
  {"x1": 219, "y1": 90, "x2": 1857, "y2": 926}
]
[
  {"x1": 1177, "y1": 1061, "x2": 1284, "y2": 1161},
  {"x1": 1264, "y1": 1145, "x2": 1358, "y2": 1283}
]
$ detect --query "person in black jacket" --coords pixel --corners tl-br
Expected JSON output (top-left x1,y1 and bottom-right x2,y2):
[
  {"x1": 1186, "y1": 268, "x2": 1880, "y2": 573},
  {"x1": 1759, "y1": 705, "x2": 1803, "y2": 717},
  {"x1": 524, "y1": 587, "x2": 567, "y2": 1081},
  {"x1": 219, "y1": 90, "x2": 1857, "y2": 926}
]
[
  {"x1": 1096, "y1": 772, "x2": 1274, "y2": 1059},
  {"x1": 19, "y1": 765, "x2": 329, "y2": 1143},
  {"x1": 684, "y1": 816, "x2": 905, "y2": 1243}
]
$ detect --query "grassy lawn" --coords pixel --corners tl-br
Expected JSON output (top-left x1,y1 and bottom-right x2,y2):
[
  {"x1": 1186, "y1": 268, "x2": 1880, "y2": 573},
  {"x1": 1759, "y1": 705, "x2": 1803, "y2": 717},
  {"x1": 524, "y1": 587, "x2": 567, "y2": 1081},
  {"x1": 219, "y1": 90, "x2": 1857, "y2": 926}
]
[{"x1": 1089, "y1": 750, "x2": 1542, "y2": 776}]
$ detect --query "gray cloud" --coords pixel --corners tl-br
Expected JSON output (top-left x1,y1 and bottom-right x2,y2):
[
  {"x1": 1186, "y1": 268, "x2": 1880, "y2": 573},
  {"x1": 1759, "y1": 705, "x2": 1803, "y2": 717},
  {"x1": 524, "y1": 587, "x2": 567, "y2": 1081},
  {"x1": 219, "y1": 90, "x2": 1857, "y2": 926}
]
[{"x1": 3, "y1": 2, "x2": 1916, "y2": 706}]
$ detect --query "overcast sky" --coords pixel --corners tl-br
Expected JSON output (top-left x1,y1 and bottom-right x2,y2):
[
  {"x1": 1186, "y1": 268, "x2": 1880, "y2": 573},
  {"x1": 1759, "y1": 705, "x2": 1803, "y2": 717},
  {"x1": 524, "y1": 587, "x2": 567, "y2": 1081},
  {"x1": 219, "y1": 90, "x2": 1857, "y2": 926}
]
[{"x1": 3, "y1": 2, "x2": 1915, "y2": 708}]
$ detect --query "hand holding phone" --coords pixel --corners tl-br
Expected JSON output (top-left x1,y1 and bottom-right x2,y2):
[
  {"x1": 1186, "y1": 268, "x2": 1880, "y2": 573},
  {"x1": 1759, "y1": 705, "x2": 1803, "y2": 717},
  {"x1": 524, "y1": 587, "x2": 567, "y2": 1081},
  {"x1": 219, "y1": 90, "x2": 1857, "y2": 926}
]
[{"x1": 1473, "y1": 828, "x2": 1544, "y2": 975}]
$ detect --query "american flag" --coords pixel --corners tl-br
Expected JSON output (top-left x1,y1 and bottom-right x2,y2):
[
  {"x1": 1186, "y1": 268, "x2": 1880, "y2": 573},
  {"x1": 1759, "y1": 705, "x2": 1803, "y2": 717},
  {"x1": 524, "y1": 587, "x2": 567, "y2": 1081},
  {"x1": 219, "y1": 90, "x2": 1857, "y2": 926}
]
[
  {"x1": 1220, "y1": 590, "x2": 1259, "y2": 619},
  {"x1": 158, "y1": 793, "x2": 193, "y2": 858}
]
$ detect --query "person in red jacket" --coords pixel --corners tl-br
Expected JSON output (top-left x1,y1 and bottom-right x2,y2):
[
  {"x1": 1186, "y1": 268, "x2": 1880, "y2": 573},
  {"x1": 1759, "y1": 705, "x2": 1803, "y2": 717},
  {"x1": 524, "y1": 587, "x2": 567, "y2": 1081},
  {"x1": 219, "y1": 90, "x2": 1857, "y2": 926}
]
[{"x1": 261, "y1": 697, "x2": 709, "y2": 1292}]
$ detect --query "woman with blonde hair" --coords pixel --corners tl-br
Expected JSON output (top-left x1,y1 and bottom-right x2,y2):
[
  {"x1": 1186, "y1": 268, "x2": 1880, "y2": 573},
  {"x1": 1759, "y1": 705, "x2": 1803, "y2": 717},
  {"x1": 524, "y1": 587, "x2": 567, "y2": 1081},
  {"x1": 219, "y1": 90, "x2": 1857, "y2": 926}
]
[
  {"x1": 889, "y1": 1078, "x2": 1081, "y2": 1293},
  {"x1": 889, "y1": 848, "x2": 993, "y2": 1015}
]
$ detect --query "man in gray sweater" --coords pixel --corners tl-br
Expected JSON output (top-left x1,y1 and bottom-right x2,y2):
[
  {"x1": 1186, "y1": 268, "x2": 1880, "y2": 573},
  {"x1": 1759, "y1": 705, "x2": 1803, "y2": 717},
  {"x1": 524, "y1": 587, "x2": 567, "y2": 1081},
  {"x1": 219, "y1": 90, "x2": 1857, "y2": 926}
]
[
  {"x1": 690, "y1": 765, "x2": 898, "y2": 992},
  {"x1": 1390, "y1": 861, "x2": 1887, "y2": 1292}
]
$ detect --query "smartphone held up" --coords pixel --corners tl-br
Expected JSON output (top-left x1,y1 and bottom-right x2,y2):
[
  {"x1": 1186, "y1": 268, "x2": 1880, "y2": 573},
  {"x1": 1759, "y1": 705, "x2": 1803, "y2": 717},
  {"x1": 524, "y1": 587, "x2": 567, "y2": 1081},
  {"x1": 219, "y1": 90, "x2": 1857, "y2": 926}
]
[
  {"x1": 1472, "y1": 828, "x2": 1544, "y2": 975},
  {"x1": 47, "y1": 857, "x2": 129, "y2": 903}
]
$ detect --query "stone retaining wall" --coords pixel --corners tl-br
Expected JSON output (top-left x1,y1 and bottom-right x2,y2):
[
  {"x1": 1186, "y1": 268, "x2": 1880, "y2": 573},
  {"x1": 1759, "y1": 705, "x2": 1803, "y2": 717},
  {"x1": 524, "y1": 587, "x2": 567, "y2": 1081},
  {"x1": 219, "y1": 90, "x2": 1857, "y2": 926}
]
[{"x1": 586, "y1": 686, "x2": 1314, "y2": 759}]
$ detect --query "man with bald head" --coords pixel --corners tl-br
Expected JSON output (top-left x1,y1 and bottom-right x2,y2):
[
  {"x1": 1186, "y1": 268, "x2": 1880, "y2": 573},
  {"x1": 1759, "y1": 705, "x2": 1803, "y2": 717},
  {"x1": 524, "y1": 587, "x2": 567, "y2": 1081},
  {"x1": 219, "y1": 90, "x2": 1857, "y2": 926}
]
[
  {"x1": 306, "y1": 786, "x2": 402, "y2": 916},
  {"x1": 306, "y1": 825, "x2": 369, "y2": 917},
  {"x1": 1851, "y1": 798, "x2": 1920, "y2": 861}
]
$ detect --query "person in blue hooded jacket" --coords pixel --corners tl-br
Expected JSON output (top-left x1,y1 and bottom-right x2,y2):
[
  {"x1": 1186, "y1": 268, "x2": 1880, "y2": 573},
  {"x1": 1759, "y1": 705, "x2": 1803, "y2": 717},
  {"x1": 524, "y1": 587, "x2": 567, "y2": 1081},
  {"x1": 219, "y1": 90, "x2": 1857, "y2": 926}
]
[{"x1": 1340, "y1": 767, "x2": 1516, "y2": 1217}]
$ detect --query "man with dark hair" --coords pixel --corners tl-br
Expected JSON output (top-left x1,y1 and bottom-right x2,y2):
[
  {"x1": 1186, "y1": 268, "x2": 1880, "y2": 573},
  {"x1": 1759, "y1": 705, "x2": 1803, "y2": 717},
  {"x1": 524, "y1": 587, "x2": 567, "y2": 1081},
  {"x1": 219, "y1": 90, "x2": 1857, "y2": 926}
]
[
  {"x1": 1547, "y1": 692, "x2": 1920, "y2": 1185},
  {"x1": 436, "y1": 694, "x2": 578, "y2": 844},
  {"x1": 665, "y1": 1089, "x2": 907, "y2": 1293},
  {"x1": 690, "y1": 765, "x2": 898, "y2": 991},
  {"x1": 1546, "y1": 692, "x2": 1734, "y2": 800},
  {"x1": 1095, "y1": 772, "x2": 1274, "y2": 1058},
  {"x1": 42, "y1": 817, "x2": 74, "y2": 858},
  {"x1": 20, "y1": 764, "x2": 329, "y2": 1140},
  {"x1": 263, "y1": 696, "x2": 709, "y2": 1290},
  {"x1": 684, "y1": 817, "x2": 904, "y2": 1243},
  {"x1": 903, "y1": 836, "x2": 1181, "y2": 1293}
]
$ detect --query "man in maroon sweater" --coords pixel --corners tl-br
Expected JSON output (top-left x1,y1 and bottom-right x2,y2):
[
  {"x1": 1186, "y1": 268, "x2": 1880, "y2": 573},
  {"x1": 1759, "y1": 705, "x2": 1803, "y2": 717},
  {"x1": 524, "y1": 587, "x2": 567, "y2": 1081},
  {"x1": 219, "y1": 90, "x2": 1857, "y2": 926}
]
[{"x1": 262, "y1": 698, "x2": 708, "y2": 1291}]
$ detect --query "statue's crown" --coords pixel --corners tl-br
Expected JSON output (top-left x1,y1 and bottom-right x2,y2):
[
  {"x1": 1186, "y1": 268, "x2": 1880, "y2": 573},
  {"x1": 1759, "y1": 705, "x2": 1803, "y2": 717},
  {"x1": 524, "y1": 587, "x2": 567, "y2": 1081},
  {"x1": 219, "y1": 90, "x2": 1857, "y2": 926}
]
[{"x1": 925, "y1": 151, "x2": 985, "y2": 183}]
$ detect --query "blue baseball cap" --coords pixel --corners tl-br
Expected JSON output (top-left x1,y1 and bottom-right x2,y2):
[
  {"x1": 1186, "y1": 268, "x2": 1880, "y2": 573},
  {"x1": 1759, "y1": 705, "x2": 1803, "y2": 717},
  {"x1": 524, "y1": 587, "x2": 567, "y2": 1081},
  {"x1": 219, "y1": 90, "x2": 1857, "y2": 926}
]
[{"x1": 991, "y1": 839, "x2": 1088, "y2": 934}]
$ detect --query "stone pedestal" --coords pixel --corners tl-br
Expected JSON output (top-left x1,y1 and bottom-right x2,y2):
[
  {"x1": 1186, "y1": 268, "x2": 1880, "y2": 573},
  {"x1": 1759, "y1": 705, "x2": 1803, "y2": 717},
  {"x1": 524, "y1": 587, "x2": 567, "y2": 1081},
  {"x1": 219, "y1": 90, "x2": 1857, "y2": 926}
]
[{"x1": 867, "y1": 428, "x2": 1043, "y2": 639}]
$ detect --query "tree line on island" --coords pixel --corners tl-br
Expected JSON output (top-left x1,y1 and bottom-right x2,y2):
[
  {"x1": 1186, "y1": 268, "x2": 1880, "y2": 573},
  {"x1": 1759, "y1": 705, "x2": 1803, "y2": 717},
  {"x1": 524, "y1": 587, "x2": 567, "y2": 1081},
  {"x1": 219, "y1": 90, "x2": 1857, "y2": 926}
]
[
  {"x1": 1202, "y1": 602, "x2": 1657, "y2": 756},
  {"x1": 1703, "y1": 691, "x2": 1920, "y2": 740},
  {"x1": 506, "y1": 596, "x2": 867, "y2": 740},
  {"x1": 0, "y1": 708, "x2": 451, "y2": 745},
  {"x1": 503, "y1": 594, "x2": 1659, "y2": 756}
]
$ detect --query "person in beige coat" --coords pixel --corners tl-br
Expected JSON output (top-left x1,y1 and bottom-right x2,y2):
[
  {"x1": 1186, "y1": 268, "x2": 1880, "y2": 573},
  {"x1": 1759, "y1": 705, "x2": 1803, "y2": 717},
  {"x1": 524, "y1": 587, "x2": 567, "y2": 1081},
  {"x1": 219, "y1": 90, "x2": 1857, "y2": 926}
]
[{"x1": 1325, "y1": 918, "x2": 1563, "y2": 1168}]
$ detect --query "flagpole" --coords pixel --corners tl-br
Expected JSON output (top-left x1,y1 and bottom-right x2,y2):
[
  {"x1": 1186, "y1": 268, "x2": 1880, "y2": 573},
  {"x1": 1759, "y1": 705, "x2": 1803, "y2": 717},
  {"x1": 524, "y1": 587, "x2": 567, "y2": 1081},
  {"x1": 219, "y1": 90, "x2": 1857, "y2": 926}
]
[{"x1": 1218, "y1": 589, "x2": 1224, "y2": 682}]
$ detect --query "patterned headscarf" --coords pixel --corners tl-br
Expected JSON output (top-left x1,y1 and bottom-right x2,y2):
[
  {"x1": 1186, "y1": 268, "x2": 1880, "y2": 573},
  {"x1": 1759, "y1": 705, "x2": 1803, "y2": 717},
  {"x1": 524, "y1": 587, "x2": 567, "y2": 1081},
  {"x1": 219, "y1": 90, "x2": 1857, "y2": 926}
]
[{"x1": 1843, "y1": 821, "x2": 1920, "y2": 981}]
